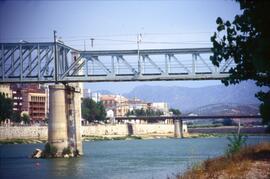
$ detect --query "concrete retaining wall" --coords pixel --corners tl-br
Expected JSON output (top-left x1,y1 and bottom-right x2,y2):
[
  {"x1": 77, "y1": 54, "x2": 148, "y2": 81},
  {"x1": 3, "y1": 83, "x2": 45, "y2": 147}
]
[
  {"x1": 81, "y1": 124, "x2": 129, "y2": 136},
  {"x1": 132, "y1": 124, "x2": 174, "y2": 135},
  {"x1": 0, "y1": 124, "x2": 177, "y2": 139},
  {"x1": 0, "y1": 126, "x2": 48, "y2": 139}
]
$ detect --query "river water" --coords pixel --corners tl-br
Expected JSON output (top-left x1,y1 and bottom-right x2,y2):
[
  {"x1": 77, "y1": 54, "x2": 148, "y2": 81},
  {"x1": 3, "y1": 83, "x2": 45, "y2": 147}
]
[{"x1": 0, "y1": 136, "x2": 269, "y2": 179}]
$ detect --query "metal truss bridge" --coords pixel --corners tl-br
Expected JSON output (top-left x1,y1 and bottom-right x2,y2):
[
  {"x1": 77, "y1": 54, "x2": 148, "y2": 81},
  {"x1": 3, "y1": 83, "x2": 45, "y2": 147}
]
[{"x1": 0, "y1": 42, "x2": 235, "y2": 83}]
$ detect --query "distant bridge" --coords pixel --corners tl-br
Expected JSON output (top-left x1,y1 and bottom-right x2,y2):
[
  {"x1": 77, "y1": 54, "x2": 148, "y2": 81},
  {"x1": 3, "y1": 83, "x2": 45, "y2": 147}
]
[
  {"x1": 115, "y1": 115, "x2": 262, "y2": 121},
  {"x1": 0, "y1": 42, "x2": 235, "y2": 83}
]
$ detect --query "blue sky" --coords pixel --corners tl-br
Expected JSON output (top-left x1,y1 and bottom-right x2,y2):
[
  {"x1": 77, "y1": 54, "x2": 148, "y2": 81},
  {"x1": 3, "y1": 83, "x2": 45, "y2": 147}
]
[{"x1": 0, "y1": 0, "x2": 241, "y2": 93}]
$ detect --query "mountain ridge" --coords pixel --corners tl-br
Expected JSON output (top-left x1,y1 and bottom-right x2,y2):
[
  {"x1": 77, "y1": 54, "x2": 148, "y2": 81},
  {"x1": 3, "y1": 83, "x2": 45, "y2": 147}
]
[{"x1": 123, "y1": 82, "x2": 263, "y2": 112}]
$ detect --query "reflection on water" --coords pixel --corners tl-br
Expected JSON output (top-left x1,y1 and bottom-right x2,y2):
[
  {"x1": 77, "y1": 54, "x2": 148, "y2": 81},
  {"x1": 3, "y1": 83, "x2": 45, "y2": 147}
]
[
  {"x1": 49, "y1": 158, "x2": 81, "y2": 177},
  {"x1": 0, "y1": 136, "x2": 270, "y2": 179}
]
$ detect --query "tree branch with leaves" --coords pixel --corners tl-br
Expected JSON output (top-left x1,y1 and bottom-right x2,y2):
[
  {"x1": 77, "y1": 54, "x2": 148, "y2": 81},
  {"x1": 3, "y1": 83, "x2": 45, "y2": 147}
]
[{"x1": 210, "y1": 0, "x2": 270, "y2": 128}]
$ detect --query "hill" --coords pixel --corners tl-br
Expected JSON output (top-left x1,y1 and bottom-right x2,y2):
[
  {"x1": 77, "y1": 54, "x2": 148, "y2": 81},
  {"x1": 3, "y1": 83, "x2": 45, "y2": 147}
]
[{"x1": 124, "y1": 81, "x2": 264, "y2": 112}]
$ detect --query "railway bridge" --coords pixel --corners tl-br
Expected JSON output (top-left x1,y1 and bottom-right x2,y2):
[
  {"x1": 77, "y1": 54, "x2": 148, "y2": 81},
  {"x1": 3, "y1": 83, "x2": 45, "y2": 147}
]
[{"x1": 0, "y1": 41, "x2": 237, "y2": 155}]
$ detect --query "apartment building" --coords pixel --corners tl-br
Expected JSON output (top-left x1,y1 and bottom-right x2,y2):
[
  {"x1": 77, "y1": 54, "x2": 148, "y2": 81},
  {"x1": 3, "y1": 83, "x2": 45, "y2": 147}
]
[
  {"x1": 100, "y1": 95, "x2": 129, "y2": 117},
  {"x1": 11, "y1": 84, "x2": 48, "y2": 122}
]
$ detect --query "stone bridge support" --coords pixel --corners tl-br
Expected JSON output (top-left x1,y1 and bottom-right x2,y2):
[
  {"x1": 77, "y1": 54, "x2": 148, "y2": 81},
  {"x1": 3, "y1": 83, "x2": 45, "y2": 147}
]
[
  {"x1": 48, "y1": 84, "x2": 83, "y2": 156},
  {"x1": 174, "y1": 119, "x2": 183, "y2": 138}
]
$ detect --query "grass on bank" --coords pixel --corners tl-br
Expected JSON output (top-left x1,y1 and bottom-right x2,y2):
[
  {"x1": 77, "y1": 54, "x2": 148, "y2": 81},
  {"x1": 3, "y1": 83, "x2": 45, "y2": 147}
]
[{"x1": 178, "y1": 142, "x2": 270, "y2": 179}]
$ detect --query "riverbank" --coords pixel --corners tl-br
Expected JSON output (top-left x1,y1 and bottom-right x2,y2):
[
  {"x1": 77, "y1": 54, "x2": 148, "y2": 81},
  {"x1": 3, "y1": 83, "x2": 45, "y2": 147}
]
[
  {"x1": 1, "y1": 133, "x2": 269, "y2": 144},
  {"x1": 178, "y1": 142, "x2": 270, "y2": 179},
  {"x1": 0, "y1": 138, "x2": 46, "y2": 144}
]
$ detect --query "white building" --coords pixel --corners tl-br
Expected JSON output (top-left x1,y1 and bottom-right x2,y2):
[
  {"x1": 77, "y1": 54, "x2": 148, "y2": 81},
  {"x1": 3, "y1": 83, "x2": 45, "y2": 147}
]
[{"x1": 151, "y1": 102, "x2": 169, "y2": 113}]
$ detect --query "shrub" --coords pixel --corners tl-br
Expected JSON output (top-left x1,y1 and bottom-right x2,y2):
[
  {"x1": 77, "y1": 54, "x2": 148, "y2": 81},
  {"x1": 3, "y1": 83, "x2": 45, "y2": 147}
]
[
  {"x1": 43, "y1": 143, "x2": 58, "y2": 157},
  {"x1": 62, "y1": 147, "x2": 72, "y2": 155},
  {"x1": 226, "y1": 134, "x2": 247, "y2": 156}
]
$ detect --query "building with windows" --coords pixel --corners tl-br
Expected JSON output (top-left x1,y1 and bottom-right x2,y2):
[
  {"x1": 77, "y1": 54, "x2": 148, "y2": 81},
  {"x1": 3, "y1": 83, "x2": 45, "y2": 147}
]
[
  {"x1": 22, "y1": 92, "x2": 47, "y2": 121},
  {"x1": 100, "y1": 95, "x2": 129, "y2": 117},
  {"x1": 11, "y1": 84, "x2": 48, "y2": 122},
  {"x1": 127, "y1": 97, "x2": 148, "y2": 111},
  {"x1": 150, "y1": 102, "x2": 169, "y2": 115}
]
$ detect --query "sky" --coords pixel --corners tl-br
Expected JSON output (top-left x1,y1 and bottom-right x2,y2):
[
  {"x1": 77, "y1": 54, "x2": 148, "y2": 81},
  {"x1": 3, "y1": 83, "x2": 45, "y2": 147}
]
[{"x1": 0, "y1": 0, "x2": 241, "y2": 93}]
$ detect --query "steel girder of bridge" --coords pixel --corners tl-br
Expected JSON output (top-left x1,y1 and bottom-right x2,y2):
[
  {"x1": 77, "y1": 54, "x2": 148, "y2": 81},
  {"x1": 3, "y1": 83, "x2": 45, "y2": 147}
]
[{"x1": 0, "y1": 42, "x2": 235, "y2": 83}]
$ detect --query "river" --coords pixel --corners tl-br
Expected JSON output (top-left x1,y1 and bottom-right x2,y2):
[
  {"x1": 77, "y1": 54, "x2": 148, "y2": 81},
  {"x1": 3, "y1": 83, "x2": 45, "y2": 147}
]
[{"x1": 0, "y1": 136, "x2": 269, "y2": 179}]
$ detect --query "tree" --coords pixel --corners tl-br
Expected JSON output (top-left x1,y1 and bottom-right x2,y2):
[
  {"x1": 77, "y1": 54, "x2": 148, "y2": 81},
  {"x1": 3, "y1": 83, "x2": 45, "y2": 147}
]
[
  {"x1": 21, "y1": 114, "x2": 30, "y2": 124},
  {"x1": 126, "y1": 108, "x2": 164, "y2": 117},
  {"x1": 10, "y1": 111, "x2": 21, "y2": 123},
  {"x1": 0, "y1": 93, "x2": 13, "y2": 121},
  {"x1": 169, "y1": 108, "x2": 181, "y2": 116},
  {"x1": 81, "y1": 98, "x2": 106, "y2": 122},
  {"x1": 210, "y1": 0, "x2": 270, "y2": 127}
]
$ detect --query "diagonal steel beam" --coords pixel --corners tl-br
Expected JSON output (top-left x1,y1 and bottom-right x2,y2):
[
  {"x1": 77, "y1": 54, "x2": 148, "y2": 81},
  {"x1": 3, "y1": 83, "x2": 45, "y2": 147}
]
[
  {"x1": 144, "y1": 55, "x2": 164, "y2": 73},
  {"x1": 170, "y1": 54, "x2": 191, "y2": 74},
  {"x1": 5, "y1": 48, "x2": 29, "y2": 75},
  {"x1": 60, "y1": 56, "x2": 82, "y2": 79},
  {"x1": 40, "y1": 50, "x2": 53, "y2": 76},
  {"x1": 197, "y1": 54, "x2": 213, "y2": 72},
  {"x1": 220, "y1": 58, "x2": 234, "y2": 72},
  {"x1": 91, "y1": 56, "x2": 111, "y2": 74},
  {"x1": 118, "y1": 56, "x2": 137, "y2": 74},
  {"x1": 1, "y1": 47, "x2": 19, "y2": 63},
  {"x1": 71, "y1": 59, "x2": 85, "y2": 76},
  {"x1": 19, "y1": 48, "x2": 46, "y2": 75},
  {"x1": 25, "y1": 49, "x2": 51, "y2": 77}
]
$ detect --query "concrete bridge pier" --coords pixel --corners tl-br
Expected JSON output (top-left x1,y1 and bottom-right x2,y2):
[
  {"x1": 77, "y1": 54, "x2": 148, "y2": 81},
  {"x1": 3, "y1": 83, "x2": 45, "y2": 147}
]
[
  {"x1": 174, "y1": 119, "x2": 183, "y2": 138},
  {"x1": 48, "y1": 84, "x2": 83, "y2": 156},
  {"x1": 73, "y1": 87, "x2": 83, "y2": 154},
  {"x1": 48, "y1": 84, "x2": 69, "y2": 154}
]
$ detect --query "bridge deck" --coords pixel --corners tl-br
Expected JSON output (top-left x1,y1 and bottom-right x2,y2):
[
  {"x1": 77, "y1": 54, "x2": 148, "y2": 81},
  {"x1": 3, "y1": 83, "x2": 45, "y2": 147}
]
[{"x1": 0, "y1": 42, "x2": 235, "y2": 83}]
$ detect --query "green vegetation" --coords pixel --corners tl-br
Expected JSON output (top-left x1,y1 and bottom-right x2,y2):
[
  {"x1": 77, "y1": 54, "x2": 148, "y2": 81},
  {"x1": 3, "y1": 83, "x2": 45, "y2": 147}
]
[
  {"x1": 169, "y1": 108, "x2": 181, "y2": 116},
  {"x1": 81, "y1": 98, "x2": 106, "y2": 122},
  {"x1": 62, "y1": 146, "x2": 72, "y2": 155},
  {"x1": 211, "y1": 0, "x2": 270, "y2": 128},
  {"x1": 126, "y1": 108, "x2": 163, "y2": 117},
  {"x1": 9, "y1": 112, "x2": 31, "y2": 124},
  {"x1": 0, "y1": 93, "x2": 31, "y2": 124},
  {"x1": 0, "y1": 93, "x2": 13, "y2": 122},
  {"x1": 43, "y1": 143, "x2": 58, "y2": 157},
  {"x1": 226, "y1": 134, "x2": 247, "y2": 156},
  {"x1": 21, "y1": 114, "x2": 30, "y2": 124}
]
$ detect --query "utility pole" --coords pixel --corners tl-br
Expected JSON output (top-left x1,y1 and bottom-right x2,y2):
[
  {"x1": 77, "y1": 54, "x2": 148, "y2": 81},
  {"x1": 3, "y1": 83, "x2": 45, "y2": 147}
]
[
  {"x1": 53, "y1": 30, "x2": 58, "y2": 83},
  {"x1": 137, "y1": 33, "x2": 142, "y2": 74}
]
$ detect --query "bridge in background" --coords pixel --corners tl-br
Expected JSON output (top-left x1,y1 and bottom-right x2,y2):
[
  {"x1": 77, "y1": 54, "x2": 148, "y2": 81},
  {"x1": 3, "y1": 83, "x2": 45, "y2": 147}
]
[
  {"x1": 115, "y1": 115, "x2": 262, "y2": 121},
  {"x1": 0, "y1": 42, "x2": 235, "y2": 83}
]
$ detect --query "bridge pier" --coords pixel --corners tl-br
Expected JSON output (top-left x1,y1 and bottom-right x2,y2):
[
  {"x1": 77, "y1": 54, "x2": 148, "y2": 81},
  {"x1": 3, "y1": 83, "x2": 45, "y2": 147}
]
[
  {"x1": 174, "y1": 119, "x2": 183, "y2": 138},
  {"x1": 48, "y1": 84, "x2": 83, "y2": 156}
]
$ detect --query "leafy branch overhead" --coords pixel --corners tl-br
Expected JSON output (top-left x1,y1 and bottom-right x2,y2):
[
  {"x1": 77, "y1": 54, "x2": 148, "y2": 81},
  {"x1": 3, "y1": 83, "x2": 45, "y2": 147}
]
[{"x1": 210, "y1": 0, "x2": 270, "y2": 127}]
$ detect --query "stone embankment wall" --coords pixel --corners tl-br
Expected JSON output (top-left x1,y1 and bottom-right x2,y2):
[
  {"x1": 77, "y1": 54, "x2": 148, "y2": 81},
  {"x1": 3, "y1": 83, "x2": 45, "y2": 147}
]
[
  {"x1": 0, "y1": 124, "x2": 177, "y2": 139},
  {"x1": 0, "y1": 126, "x2": 48, "y2": 139}
]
